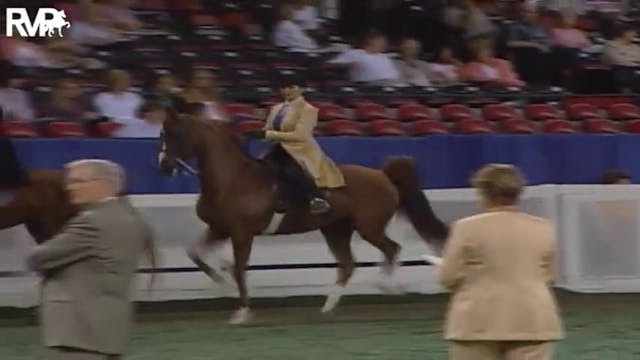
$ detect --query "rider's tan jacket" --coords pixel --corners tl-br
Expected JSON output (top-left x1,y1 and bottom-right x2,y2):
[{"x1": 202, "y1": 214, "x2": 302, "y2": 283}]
[{"x1": 264, "y1": 96, "x2": 345, "y2": 188}]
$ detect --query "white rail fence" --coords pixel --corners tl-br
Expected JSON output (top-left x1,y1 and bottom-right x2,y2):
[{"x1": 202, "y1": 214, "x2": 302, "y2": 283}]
[{"x1": 1, "y1": 185, "x2": 640, "y2": 307}]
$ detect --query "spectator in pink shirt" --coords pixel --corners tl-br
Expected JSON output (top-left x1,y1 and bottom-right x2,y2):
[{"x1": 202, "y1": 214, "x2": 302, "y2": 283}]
[
  {"x1": 552, "y1": 13, "x2": 591, "y2": 49},
  {"x1": 460, "y1": 39, "x2": 525, "y2": 86}
]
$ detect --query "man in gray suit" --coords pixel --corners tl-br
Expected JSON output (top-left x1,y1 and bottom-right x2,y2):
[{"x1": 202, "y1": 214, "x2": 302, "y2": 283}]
[{"x1": 27, "y1": 159, "x2": 151, "y2": 360}]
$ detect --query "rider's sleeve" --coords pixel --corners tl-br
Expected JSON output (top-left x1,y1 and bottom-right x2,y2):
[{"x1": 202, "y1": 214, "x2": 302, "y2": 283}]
[
  {"x1": 263, "y1": 106, "x2": 277, "y2": 130},
  {"x1": 265, "y1": 106, "x2": 317, "y2": 143}
]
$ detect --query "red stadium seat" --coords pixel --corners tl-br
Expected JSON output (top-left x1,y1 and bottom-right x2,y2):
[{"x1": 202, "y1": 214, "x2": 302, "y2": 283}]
[
  {"x1": 627, "y1": 119, "x2": 640, "y2": 133},
  {"x1": 440, "y1": 104, "x2": 474, "y2": 122},
  {"x1": 355, "y1": 102, "x2": 389, "y2": 121},
  {"x1": 365, "y1": 120, "x2": 407, "y2": 136},
  {"x1": 524, "y1": 104, "x2": 561, "y2": 121},
  {"x1": 314, "y1": 102, "x2": 347, "y2": 121},
  {"x1": 234, "y1": 120, "x2": 265, "y2": 134},
  {"x1": 224, "y1": 103, "x2": 258, "y2": 120},
  {"x1": 482, "y1": 104, "x2": 519, "y2": 121},
  {"x1": 566, "y1": 103, "x2": 601, "y2": 120},
  {"x1": 322, "y1": 120, "x2": 364, "y2": 136},
  {"x1": 583, "y1": 118, "x2": 620, "y2": 134},
  {"x1": 408, "y1": 120, "x2": 448, "y2": 135},
  {"x1": 454, "y1": 118, "x2": 493, "y2": 134},
  {"x1": 191, "y1": 14, "x2": 219, "y2": 27},
  {"x1": 44, "y1": 122, "x2": 87, "y2": 137},
  {"x1": 93, "y1": 121, "x2": 122, "y2": 138},
  {"x1": 397, "y1": 103, "x2": 433, "y2": 122},
  {"x1": 500, "y1": 118, "x2": 536, "y2": 134},
  {"x1": 608, "y1": 103, "x2": 640, "y2": 121},
  {"x1": 541, "y1": 119, "x2": 577, "y2": 134},
  {"x1": 0, "y1": 121, "x2": 39, "y2": 137}
]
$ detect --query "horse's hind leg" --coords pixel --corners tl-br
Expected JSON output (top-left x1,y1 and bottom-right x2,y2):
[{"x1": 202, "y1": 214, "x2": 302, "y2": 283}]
[
  {"x1": 354, "y1": 218, "x2": 404, "y2": 294},
  {"x1": 320, "y1": 220, "x2": 355, "y2": 313}
]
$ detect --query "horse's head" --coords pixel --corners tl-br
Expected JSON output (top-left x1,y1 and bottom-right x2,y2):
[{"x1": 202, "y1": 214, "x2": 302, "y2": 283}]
[{"x1": 158, "y1": 108, "x2": 199, "y2": 176}]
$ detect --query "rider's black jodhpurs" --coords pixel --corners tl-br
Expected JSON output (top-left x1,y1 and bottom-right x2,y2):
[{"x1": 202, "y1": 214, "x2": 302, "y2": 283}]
[{"x1": 263, "y1": 145, "x2": 323, "y2": 203}]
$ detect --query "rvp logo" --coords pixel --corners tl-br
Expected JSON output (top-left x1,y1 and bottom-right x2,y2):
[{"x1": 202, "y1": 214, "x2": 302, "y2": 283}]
[{"x1": 5, "y1": 8, "x2": 71, "y2": 37}]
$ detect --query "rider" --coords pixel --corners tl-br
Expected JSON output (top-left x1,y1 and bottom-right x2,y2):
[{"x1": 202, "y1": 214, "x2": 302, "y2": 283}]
[{"x1": 247, "y1": 77, "x2": 345, "y2": 214}]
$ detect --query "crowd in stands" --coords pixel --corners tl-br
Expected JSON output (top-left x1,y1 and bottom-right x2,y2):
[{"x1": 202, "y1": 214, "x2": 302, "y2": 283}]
[{"x1": 1, "y1": 0, "x2": 640, "y2": 138}]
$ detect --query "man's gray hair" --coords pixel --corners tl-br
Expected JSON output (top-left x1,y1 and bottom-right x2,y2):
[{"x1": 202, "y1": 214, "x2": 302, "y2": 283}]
[{"x1": 66, "y1": 159, "x2": 126, "y2": 194}]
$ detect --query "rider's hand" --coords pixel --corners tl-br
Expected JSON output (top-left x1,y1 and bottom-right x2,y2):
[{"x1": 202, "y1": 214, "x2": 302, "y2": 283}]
[{"x1": 246, "y1": 130, "x2": 266, "y2": 139}]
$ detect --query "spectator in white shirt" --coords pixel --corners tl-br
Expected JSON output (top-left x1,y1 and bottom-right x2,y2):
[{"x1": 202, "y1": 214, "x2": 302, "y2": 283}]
[
  {"x1": 327, "y1": 31, "x2": 401, "y2": 85},
  {"x1": 0, "y1": 69, "x2": 36, "y2": 122},
  {"x1": 272, "y1": 3, "x2": 319, "y2": 52},
  {"x1": 394, "y1": 37, "x2": 432, "y2": 86},
  {"x1": 292, "y1": 0, "x2": 321, "y2": 31},
  {"x1": 93, "y1": 69, "x2": 159, "y2": 138},
  {"x1": 427, "y1": 47, "x2": 463, "y2": 85}
]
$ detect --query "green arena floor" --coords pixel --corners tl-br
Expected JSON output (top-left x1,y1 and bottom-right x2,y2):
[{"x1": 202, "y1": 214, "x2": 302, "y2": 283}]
[{"x1": 2, "y1": 291, "x2": 640, "y2": 359}]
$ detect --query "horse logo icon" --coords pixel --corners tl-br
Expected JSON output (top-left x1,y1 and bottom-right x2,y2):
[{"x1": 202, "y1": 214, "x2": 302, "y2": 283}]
[
  {"x1": 41, "y1": 9, "x2": 71, "y2": 37},
  {"x1": 6, "y1": 8, "x2": 71, "y2": 38}
]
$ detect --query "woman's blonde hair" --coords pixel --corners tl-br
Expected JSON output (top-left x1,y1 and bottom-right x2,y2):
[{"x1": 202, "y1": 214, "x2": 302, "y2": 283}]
[{"x1": 471, "y1": 164, "x2": 525, "y2": 206}]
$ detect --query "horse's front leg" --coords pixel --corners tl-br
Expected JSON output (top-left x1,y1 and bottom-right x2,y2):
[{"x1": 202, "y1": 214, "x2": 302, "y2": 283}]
[
  {"x1": 228, "y1": 231, "x2": 255, "y2": 325},
  {"x1": 187, "y1": 229, "x2": 231, "y2": 285}
]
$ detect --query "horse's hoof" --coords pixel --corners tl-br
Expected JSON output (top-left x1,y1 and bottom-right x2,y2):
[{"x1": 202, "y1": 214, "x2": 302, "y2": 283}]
[
  {"x1": 228, "y1": 307, "x2": 252, "y2": 325},
  {"x1": 321, "y1": 284, "x2": 344, "y2": 314},
  {"x1": 376, "y1": 279, "x2": 406, "y2": 295}
]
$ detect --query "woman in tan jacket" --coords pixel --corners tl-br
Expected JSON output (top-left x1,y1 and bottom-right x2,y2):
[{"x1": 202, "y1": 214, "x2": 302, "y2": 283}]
[{"x1": 439, "y1": 164, "x2": 564, "y2": 360}]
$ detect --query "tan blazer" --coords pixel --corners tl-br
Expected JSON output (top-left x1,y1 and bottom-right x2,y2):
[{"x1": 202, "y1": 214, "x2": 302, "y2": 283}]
[
  {"x1": 27, "y1": 199, "x2": 150, "y2": 355},
  {"x1": 264, "y1": 96, "x2": 345, "y2": 188},
  {"x1": 439, "y1": 210, "x2": 564, "y2": 341}
]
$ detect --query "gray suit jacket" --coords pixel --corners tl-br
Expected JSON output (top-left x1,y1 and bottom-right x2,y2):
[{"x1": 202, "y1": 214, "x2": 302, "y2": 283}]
[{"x1": 27, "y1": 198, "x2": 150, "y2": 355}]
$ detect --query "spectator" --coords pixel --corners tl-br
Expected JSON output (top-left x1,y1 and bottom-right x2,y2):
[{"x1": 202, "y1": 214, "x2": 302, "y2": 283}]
[
  {"x1": 507, "y1": 4, "x2": 556, "y2": 85},
  {"x1": 69, "y1": 0, "x2": 121, "y2": 46},
  {"x1": 0, "y1": 67, "x2": 35, "y2": 122},
  {"x1": 43, "y1": 78, "x2": 94, "y2": 122},
  {"x1": 551, "y1": 13, "x2": 591, "y2": 49},
  {"x1": 394, "y1": 37, "x2": 432, "y2": 86},
  {"x1": 0, "y1": 36, "x2": 64, "y2": 68},
  {"x1": 272, "y1": 3, "x2": 319, "y2": 52},
  {"x1": 182, "y1": 69, "x2": 227, "y2": 122},
  {"x1": 292, "y1": 0, "x2": 321, "y2": 32},
  {"x1": 149, "y1": 73, "x2": 181, "y2": 109},
  {"x1": 444, "y1": 0, "x2": 496, "y2": 40},
  {"x1": 327, "y1": 31, "x2": 401, "y2": 85},
  {"x1": 460, "y1": 39, "x2": 524, "y2": 86},
  {"x1": 94, "y1": 69, "x2": 160, "y2": 138},
  {"x1": 427, "y1": 47, "x2": 463, "y2": 85},
  {"x1": 96, "y1": 0, "x2": 144, "y2": 32},
  {"x1": 602, "y1": 24, "x2": 640, "y2": 91},
  {"x1": 602, "y1": 169, "x2": 632, "y2": 184}
]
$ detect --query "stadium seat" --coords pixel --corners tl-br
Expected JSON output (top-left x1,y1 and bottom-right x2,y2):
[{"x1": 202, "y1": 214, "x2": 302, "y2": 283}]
[
  {"x1": 408, "y1": 120, "x2": 448, "y2": 136},
  {"x1": 234, "y1": 120, "x2": 264, "y2": 134},
  {"x1": 541, "y1": 119, "x2": 577, "y2": 134},
  {"x1": 44, "y1": 122, "x2": 87, "y2": 137},
  {"x1": 583, "y1": 118, "x2": 620, "y2": 134},
  {"x1": 566, "y1": 103, "x2": 601, "y2": 120},
  {"x1": 93, "y1": 121, "x2": 122, "y2": 138},
  {"x1": 627, "y1": 120, "x2": 640, "y2": 133},
  {"x1": 355, "y1": 102, "x2": 390, "y2": 121},
  {"x1": 0, "y1": 121, "x2": 39, "y2": 137},
  {"x1": 524, "y1": 104, "x2": 561, "y2": 121},
  {"x1": 365, "y1": 120, "x2": 407, "y2": 136},
  {"x1": 191, "y1": 14, "x2": 219, "y2": 27},
  {"x1": 608, "y1": 103, "x2": 640, "y2": 121},
  {"x1": 440, "y1": 104, "x2": 474, "y2": 122},
  {"x1": 397, "y1": 103, "x2": 433, "y2": 122},
  {"x1": 322, "y1": 120, "x2": 364, "y2": 136},
  {"x1": 482, "y1": 104, "x2": 519, "y2": 121},
  {"x1": 314, "y1": 102, "x2": 347, "y2": 121},
  {"x1": 500, "y1": 118, "x2": 536, "y2": 134},
  {"x1": 224, "y1": 103, "x2": 259, "y2": 120},
  {"x1": 453, "y1": 118, "x2": 493, "y2": 134}
]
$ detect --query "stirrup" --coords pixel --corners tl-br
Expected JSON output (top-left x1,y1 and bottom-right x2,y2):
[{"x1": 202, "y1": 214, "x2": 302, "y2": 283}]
[{"x1": 310, "y1": 197, "x2": 330, "y2": 214}]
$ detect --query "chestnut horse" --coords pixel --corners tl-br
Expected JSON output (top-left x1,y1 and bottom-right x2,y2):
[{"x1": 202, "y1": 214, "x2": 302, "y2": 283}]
[{"x1": 158, "y1": 111, "x2": 449, "y2": 324}]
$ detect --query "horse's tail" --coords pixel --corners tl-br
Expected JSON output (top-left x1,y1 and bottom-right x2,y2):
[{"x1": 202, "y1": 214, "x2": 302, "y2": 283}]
[{"x1": 382, "y1": 156, "x2": 449, "y2": 253}]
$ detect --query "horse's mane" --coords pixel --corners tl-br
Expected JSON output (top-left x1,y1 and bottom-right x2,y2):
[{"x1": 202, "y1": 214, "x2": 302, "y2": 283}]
[{"x1": 187, "y1": 116, "x2": 256, "y2": 162}]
